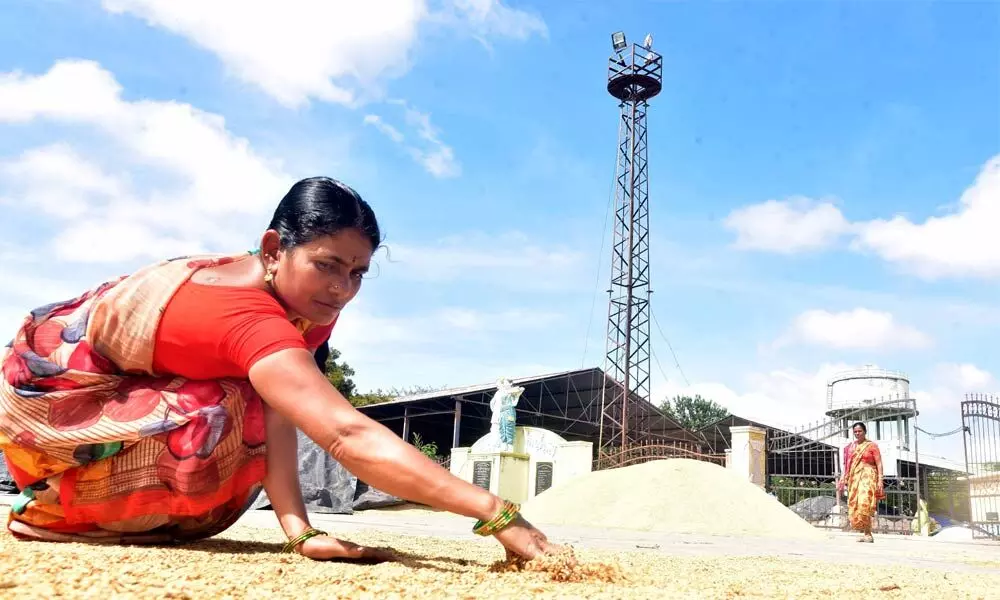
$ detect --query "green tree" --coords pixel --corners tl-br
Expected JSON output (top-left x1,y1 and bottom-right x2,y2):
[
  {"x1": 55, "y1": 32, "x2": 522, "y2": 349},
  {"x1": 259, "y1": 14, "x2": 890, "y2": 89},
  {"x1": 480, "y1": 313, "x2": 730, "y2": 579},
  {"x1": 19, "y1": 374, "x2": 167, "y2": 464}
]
[
  {"x1": 323, "y1": 347, "x2": 357, "y2": 398},
  {"x1": 659, "y1": 394, "x2": 729, "y2": 431},
  {"x1": 350, "y1": 385, "x2": 447, "y2": 408},
  {"x1": 319, "y1": 346, "x2": 447, "y2": 408},
  {"x1": 410, "y1": 433, "x2": 439, "y2": 459}
]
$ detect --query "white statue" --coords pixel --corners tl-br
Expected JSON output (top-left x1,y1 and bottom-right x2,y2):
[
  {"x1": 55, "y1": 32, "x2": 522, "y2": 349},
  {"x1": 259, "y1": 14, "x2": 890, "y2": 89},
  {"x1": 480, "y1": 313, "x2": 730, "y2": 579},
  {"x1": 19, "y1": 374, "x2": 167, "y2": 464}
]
[{"x1": 488, "y1": 377, "x2": 524, "y2": 452}]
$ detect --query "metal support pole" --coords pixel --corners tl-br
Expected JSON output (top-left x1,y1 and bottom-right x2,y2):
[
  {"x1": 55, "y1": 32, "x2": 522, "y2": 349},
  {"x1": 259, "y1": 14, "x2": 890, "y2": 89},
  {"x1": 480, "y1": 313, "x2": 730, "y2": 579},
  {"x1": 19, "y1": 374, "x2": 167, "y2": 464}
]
[
  {"x1": 402, "y1": 406, "x2": 411, "y2": 443},
  {"x1": 913, "y1": 399, "x2": 921, "y2": 519},
  {"x1": 960, "y1": 396, "x2": 972, "y2": 526},
  {"x1": 452, "y1": 400, "x2": 463, "y2": 449}
]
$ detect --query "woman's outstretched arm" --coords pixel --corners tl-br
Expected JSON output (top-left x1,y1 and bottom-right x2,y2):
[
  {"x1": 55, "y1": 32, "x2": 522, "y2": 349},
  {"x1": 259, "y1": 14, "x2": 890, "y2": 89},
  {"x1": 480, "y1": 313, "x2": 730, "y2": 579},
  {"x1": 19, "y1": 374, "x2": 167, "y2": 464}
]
[{"x1": 249, "y1": 347, "x2": 502, "y2": 523}]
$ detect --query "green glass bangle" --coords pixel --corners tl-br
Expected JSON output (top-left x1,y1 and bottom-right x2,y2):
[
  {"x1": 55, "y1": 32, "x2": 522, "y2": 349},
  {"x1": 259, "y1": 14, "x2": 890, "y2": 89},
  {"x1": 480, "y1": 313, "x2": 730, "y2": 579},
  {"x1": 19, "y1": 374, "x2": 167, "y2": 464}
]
[
  {"x1": 282, "y1": 527, "x2": 327, "y2": 553},
  {"x1": 473, "y1": 500, "x2": 520, "y2": 536}
]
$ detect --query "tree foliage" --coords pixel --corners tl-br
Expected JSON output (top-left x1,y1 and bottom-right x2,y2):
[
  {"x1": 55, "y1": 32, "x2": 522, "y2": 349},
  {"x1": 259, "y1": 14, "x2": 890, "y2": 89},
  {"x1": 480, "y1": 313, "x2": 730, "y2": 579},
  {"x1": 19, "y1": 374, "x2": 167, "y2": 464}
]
[
  {"x1": 659, "y1": 394, "x2": 730, "y2": 431},
  {"x1": 351, "y1": 385, "x2": 445, "y2": 407},
  {"x1": 410, "y1": 433, "x2": 440, "y2": 459},
  {"x1": 323, "y1": 347, "x2": 357, "y2": 399},
  {"x1": 319, "y1": 344, "x2": 445, "y2": 408}
]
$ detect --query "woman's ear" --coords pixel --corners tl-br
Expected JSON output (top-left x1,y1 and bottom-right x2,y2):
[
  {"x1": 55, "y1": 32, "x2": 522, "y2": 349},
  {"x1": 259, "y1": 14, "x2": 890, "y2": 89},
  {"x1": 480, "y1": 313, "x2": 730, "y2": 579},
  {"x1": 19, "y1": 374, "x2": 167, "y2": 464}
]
[{"x1": 259, "y1": 230, "x2": 282, "y2": 264}]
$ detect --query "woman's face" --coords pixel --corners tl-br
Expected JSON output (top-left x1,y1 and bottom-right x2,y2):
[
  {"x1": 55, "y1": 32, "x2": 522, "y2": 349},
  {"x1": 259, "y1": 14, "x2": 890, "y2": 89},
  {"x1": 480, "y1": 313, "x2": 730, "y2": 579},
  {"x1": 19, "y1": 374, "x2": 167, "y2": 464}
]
[
  {"x1": 853, "y1": 425, "x2": 866, "y2": 442},
  {"x1": 264, "y1": 227, "x2": 373, "y2": 325}
]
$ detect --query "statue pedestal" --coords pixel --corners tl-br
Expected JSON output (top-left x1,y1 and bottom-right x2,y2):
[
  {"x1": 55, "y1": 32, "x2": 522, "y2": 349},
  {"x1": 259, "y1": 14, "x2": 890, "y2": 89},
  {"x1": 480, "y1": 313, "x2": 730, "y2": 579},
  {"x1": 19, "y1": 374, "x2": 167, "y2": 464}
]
[{"x1": 450, "y1": 426, "x2": 592, "y2": 504}]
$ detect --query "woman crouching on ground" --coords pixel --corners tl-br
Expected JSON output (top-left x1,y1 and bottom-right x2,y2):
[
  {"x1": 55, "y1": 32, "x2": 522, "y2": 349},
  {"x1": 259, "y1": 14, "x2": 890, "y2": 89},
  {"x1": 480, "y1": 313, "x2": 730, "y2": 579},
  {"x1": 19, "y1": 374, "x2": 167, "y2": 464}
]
[
  {"x1": 838, "y1": 422, "x2": 884, "y2": 543},
  {"x1": 0, "y1": 176, "x2": 557, "y2": 562}
]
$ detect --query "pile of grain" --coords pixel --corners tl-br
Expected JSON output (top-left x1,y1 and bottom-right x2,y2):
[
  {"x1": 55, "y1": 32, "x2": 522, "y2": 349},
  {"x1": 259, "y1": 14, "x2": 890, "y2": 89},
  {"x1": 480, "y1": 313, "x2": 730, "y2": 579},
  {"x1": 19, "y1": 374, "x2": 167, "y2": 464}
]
[{"x1": 521, "y1": 458, "x2": 825, "y2": 540}]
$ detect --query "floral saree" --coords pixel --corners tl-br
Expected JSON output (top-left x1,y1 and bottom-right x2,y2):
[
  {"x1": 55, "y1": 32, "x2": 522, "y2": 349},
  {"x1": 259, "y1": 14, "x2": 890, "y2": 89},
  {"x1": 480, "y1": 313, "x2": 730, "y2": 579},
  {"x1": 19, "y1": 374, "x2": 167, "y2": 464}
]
[
  {"x1": 0, "y1": 255, "x2": 271, "y2": 543},
  {"x1": 845, "y1": 440, "x2": 884, "y2": 532}
]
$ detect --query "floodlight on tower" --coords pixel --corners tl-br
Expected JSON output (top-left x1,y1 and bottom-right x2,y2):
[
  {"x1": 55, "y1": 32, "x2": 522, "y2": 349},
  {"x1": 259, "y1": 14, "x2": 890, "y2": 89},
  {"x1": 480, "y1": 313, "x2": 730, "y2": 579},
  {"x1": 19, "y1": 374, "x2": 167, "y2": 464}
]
[{"x1": 612, "y1": 31, "x2": 627, "y2": 53}]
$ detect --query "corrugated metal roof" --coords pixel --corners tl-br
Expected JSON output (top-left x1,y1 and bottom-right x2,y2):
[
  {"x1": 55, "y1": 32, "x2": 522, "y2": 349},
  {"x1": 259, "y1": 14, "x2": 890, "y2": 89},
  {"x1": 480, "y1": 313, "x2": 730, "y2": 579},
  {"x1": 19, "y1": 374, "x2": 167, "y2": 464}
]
[
  {"x1": 368, "y1": 366, "x2": 606, "y2": 407},
  {"x1": 356, "y1": 366, "x2": 707, "y2": 446}
]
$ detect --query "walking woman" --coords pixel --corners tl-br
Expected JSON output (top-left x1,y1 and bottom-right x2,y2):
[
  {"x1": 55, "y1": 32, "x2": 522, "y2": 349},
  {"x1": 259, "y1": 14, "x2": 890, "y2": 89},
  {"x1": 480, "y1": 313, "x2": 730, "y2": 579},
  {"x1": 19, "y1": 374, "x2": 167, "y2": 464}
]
[
  {"x1": 0, "y1": 176, "x2": 558, "y2": 562},
  {"x1": 838, "y1": 422, "x2": 884, "y2": 542}
]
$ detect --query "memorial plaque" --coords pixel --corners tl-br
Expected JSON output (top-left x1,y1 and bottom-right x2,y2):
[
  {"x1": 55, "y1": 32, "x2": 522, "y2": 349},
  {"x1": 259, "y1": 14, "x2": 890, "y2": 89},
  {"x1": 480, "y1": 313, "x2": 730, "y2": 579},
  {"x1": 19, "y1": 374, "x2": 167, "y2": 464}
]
[
  {"x1": 472, "y1": 461, "x2": 492, "y2": 490},
  {"x1": 534, "y1": 462, "x2": 553, "y2": 496}
]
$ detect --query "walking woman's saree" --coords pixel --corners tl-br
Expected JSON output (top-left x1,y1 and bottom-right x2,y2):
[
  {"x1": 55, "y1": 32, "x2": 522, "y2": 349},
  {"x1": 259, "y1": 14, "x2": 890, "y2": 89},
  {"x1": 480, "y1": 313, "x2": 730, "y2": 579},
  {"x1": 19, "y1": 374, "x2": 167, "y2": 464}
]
[{"x1": 846, "y1": 440, "x2": 884, "y2": 532}]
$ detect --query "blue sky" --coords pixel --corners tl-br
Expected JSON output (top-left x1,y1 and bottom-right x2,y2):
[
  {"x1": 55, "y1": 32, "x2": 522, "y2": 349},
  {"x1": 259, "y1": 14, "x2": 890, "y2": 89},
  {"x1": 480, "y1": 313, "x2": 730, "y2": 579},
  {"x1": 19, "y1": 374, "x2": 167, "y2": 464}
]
[{"x1": 0, "y1": 1, "x2": 997, "y2": 462}]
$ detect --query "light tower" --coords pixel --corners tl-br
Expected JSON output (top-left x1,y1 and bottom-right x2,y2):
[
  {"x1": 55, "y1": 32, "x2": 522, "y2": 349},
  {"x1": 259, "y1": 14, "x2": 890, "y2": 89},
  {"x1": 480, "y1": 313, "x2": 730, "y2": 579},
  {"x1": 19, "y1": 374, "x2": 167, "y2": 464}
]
[{"x1": 599, "y1": 31, "x2": 663, "y2": 456}]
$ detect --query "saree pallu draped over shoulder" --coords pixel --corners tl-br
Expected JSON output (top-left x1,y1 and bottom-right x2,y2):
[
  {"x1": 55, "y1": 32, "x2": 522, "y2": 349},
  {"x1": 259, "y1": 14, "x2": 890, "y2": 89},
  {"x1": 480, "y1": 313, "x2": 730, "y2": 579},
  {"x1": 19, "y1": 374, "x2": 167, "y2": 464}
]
[
  {"x1": 846, "y1": 440, "x2": 884, "y2": 532},
  {"x1": 0, "y1": 255, "x2": 269, "y2": 543}
]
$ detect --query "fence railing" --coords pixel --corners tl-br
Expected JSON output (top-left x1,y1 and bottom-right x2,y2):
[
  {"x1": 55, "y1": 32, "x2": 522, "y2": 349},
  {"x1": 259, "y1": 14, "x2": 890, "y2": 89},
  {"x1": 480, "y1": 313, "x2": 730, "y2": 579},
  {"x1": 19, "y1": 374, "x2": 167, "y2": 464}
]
[{"x1": 595, "y1": 441, "x2": 726, "y2": 471}]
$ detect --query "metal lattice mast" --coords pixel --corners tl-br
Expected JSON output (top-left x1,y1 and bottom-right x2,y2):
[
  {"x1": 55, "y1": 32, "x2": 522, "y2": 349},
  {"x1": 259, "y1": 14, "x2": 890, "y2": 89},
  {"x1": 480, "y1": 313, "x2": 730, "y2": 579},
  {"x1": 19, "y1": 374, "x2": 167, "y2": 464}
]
[{"x1": 598, "y1": 32, "x2": 663, "y2": 457}]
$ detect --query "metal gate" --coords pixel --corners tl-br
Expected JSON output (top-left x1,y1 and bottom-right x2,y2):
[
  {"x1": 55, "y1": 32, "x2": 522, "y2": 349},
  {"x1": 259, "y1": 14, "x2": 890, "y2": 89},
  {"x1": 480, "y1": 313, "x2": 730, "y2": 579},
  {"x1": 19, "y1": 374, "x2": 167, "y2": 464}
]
[
  {"x1": 768, "y1": 399, "x2": 920, "y2": 534},
  {"x1": 961, "y1": 394, "x2": 1000, "y2": 540}
]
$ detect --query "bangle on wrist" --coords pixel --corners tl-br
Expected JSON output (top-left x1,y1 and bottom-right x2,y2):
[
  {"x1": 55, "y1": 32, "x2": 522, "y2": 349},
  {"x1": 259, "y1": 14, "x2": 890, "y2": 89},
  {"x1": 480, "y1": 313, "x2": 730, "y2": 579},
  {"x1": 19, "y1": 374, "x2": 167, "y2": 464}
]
[
  {"x1": 472, "y1": 500, "x2": 520, "y2": 537},
  {"x1": 282, "y1": 527, "x2": 327, "y2": 553}
]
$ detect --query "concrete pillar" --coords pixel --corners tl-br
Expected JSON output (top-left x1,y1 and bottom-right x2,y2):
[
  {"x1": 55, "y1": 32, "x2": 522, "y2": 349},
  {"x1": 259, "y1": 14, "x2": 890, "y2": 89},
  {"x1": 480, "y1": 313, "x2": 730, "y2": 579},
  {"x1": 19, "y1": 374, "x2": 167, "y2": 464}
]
[{"x1": 729, "y1": 425, "x2": 767, "y2": 488}]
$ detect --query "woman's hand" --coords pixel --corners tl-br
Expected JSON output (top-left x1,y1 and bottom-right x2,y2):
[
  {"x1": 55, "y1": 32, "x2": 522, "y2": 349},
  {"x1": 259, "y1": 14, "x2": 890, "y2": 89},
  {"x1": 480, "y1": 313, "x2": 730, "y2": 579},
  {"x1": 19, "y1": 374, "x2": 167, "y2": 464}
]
[
  {"x1": 298, "y1": 534, "x2": 397, "y2": 563},
  {"x1": 491, "y1": 514, "x2": 565, "y2": 561}
]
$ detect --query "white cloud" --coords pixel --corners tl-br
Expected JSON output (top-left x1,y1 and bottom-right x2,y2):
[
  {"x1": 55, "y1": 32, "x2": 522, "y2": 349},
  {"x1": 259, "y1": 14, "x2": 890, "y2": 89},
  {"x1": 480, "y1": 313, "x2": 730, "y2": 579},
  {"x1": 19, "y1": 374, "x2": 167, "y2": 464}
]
[
  {"x1": 51, "y1": 219, "x2": 208, "y2": 264},
  {"x1": 396, "y1": 102, "x2": 460, "y2": 178},
  {"x1": 928, "y1": 363, "x2": 994, "y2": 395},
  {"x1": 101, "y1": 0, "x2": 424, "y2": 108},
  {"x1": 0, "y1": 144, "x2": 123, "y2": 218},
  {"x1": 364, "y1": 101, "x2": 460, "y2": 178},
  {"x1": 385, "y1": 231, "x2": 585, "y2": 288},
  {"x1": 443, "y1": 0, "x2": 548, "y2": 47},
  {"x1": 0, "y1": 59, "x2": 292, "y2": 262},
  {"x1": 722, "y1": 197, "x2": 850, "y2": 253},
  {"x1": 0, "y1": 262, "x2": 91, "y2": 342},
  {"x1": 0, "y1": 61, "x2": 123, "y2": 122},
  {"x1": 335, "y1": 304, "x2": 561, "y2": 351},
  {"x1": 363, "y1": 115, "x2": 405, "y2": 143},
  {"x1": 852, "y1": 155, "x2": 1000, "y2": 279},
  {"x1": 101, "y1": 0, "x2": 546, "y2": 109},
  {"x1": 657, "y1": 363, "x2": 855, "y2": 431},
  {"x1": 98, "y1": 2, "x2": 544, "y2": 180},
  {"x1": 773, "y1": 308, "x2": 932, "y2": 351},
  {"x1": 908, "y1": 363, "x2": 995, "y2": 462},
  {"x1": 331, "y1": 302, "x2": 566, "y2": 390},
  {"x1": 724, "y1": 155, "x2": 1000, "y2": 281}
]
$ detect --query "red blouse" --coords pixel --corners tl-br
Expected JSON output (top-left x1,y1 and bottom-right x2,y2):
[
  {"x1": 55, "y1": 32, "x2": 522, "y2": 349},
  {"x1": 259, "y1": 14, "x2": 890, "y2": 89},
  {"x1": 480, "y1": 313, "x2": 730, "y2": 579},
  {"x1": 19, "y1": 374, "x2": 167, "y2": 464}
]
[
  {"x1": 152, "y1": 280, "x2": 334, "y2": 380},
  {"x1": 843, "y1": 440, "x2": 881, "y2": 473}
]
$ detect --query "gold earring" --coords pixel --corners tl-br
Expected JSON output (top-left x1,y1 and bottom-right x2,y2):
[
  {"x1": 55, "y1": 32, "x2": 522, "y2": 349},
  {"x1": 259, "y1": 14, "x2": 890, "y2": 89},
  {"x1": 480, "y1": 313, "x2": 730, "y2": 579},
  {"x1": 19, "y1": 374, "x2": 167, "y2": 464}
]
[{"x1": 264, "y1": 269, "x2": 275, "y2": 284}]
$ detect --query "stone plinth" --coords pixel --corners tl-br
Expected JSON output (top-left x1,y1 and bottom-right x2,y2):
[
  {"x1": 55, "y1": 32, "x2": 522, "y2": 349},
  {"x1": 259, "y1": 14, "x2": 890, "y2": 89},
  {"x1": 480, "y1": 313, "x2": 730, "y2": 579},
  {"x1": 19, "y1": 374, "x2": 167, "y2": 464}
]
[
  {"x1": 450, "y1": 426, "x2": 592, "y2": 503},
  {"x1": 729, "y1": 425, "x2": 766, "y2": 488}
]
